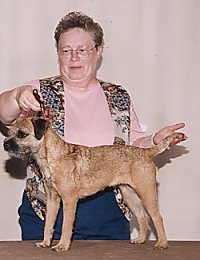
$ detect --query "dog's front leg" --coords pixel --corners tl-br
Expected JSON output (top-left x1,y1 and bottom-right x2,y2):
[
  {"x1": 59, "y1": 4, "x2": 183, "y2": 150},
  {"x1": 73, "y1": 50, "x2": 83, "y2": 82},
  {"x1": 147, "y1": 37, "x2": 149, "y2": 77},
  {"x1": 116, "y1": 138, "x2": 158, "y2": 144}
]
[
  {"x1": 52, "y1": 195, "x2": 78, "y2": 252},
  {"x1": 35, "y1": 186, "x2": 61, "y2": 248}
]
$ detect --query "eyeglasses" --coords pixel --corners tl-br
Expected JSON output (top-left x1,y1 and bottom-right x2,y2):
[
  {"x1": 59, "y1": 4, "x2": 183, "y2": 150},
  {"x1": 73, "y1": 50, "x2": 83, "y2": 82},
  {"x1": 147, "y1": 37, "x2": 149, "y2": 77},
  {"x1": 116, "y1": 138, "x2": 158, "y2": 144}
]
[{"x1": 58, "y1": 45, "x2": 97, "y2": 59}]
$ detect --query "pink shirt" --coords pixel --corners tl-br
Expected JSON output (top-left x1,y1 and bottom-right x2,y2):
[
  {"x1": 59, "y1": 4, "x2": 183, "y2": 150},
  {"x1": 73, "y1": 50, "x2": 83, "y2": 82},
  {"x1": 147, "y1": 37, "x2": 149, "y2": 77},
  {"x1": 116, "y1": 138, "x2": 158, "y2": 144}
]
[{"x1": 25, "y1": 79, "x2": 148, "y2": 147}]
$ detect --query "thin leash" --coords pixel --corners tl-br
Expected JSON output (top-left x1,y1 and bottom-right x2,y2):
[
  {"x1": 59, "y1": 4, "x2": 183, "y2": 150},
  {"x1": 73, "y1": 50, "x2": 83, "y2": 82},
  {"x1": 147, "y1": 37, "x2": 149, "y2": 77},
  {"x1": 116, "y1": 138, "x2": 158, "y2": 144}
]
[{"x1": 32, "y1": 89, "x2": 44, "y2": 117}]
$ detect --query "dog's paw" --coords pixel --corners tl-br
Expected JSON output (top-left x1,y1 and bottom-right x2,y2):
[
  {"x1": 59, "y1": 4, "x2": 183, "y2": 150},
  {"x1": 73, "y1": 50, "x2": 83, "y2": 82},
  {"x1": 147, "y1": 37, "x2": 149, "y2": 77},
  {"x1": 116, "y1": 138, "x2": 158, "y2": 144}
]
[
  {"x1": 154, "y1": 240, "x2": 168, "y2": 250},
  {"x1": 35, "y1": 241, "x2": 51, "y2": 248},
  {"x1": 51, "y1": 242, "x2": 70, "y2": 252},
  {"x1": 131, "y1": 237, "x2": 146, "y2": 244}
]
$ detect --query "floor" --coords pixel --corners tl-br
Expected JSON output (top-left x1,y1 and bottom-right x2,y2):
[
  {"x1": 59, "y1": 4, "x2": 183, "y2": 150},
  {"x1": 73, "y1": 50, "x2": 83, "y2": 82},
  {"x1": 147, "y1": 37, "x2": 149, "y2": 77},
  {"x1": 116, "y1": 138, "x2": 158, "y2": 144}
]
[{"x1": 0, "y1": 240, "x2": 200, "y2": 260}]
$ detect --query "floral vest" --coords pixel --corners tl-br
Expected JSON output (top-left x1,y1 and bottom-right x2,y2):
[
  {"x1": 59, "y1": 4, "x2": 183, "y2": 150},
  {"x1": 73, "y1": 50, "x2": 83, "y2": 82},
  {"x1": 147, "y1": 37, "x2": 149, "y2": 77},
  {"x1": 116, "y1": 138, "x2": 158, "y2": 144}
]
[{"x1": 26, "y1": 75, "x2": 133, "y2": 221}]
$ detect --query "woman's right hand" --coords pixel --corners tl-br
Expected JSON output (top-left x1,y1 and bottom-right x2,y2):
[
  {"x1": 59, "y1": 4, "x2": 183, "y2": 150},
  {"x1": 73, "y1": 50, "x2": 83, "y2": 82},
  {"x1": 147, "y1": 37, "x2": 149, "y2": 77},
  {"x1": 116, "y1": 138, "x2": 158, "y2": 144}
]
[{"x1": 16, "y1": 85, "x2": 42, "y2": 112}]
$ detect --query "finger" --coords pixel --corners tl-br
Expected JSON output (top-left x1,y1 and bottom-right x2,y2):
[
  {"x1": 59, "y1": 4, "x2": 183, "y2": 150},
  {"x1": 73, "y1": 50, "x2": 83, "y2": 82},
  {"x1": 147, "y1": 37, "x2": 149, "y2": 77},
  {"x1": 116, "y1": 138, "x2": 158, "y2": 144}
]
[
  {"x1": 27, "y1": 100, "x2": 41, "y2": 111},
  {"x1": 19, "y1": 99, "x2": 41, "y2": 111},
  {"x1": 169, "y1": 122, "x2": 185, "y2": 131}
]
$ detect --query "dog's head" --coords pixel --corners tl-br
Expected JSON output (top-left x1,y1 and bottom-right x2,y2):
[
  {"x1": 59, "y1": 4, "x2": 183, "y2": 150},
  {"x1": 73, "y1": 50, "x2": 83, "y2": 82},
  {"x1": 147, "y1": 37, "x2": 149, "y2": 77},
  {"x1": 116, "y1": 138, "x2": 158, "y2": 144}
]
[{"x1": 3, "y1": 116, "x2": 49, "y2": 159}]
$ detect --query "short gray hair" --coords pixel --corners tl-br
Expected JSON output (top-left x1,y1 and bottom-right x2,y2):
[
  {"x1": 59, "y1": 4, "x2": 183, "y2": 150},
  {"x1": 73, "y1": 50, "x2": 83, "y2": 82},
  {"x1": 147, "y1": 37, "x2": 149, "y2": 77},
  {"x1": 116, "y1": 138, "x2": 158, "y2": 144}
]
[{"x1": 54, "y1": 11, "x2": 104, "y2": 47}]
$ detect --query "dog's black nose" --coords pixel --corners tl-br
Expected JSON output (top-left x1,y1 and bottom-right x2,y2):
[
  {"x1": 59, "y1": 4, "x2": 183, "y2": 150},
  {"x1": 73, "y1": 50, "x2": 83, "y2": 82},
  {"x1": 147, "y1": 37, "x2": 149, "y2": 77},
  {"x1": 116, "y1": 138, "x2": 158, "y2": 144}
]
[
  {"x1": 3, "y1": 140, "x2": 11, "y2": 151},
  {"x1": 3, "y1": 139, "x2": 18, "y2": 152}
]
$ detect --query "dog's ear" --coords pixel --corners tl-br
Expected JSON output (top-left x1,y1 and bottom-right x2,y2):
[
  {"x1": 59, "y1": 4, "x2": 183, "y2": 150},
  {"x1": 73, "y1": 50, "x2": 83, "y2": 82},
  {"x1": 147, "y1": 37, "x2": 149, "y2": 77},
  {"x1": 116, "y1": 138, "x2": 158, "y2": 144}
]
[{"x1": 31, "y1": 118, "x2": 48, "y2": 140}]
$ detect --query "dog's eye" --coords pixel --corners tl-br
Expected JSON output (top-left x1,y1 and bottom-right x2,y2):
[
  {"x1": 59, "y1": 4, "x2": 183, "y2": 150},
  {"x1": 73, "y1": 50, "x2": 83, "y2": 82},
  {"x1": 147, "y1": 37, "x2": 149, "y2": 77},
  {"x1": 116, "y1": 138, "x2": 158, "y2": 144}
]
[{"x1": 16, "y1": 130, "x2": 29, "y2": 139}]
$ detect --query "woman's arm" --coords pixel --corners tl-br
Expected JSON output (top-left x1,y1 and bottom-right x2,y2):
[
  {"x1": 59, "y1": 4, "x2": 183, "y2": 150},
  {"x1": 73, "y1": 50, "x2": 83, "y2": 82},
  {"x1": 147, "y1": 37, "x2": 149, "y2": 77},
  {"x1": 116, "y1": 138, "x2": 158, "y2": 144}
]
[{"x1": 129, "y1": 103, "x2": 187, "y2": 148}]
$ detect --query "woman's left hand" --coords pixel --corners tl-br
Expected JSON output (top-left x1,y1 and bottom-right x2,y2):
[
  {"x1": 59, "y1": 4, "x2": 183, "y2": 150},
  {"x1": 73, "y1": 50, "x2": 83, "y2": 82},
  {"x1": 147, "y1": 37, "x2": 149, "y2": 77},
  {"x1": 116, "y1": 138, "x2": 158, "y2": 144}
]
[{"x1": 153, "y1": 122, "x2": 187, "y2": 146}]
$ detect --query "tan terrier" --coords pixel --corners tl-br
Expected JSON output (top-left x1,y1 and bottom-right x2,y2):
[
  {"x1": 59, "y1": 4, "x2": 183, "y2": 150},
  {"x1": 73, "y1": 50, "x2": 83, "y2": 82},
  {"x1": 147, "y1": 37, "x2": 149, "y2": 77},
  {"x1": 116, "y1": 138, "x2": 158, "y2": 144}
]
[{"x1": 3, "y1": 116, "x2": 185, "y2": 252}]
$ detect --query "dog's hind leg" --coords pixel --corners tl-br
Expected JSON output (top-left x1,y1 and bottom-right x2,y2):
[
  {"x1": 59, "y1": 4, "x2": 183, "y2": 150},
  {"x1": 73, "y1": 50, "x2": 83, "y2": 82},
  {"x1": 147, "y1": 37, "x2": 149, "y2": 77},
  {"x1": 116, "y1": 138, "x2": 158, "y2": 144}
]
[
  {"x1": 35, "y1": 187, "x2": 61, "y2": 248},
  {"x1": 133, "y1": 168, "x2": 168, "y2": 249},
  {"x1": 120, "y1": 185, "x2": 149, "y2": 244},
  {"x1": 140, "y1": 189, "x2": 168, "y2": 249}
]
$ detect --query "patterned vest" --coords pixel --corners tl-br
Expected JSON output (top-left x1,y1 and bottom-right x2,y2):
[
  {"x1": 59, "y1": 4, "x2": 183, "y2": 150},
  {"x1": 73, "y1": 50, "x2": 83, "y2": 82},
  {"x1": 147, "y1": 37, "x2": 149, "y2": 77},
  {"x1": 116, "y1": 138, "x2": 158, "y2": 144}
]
[{"x1": 26, "y1": 75, "x2": 133, "y2": 220}]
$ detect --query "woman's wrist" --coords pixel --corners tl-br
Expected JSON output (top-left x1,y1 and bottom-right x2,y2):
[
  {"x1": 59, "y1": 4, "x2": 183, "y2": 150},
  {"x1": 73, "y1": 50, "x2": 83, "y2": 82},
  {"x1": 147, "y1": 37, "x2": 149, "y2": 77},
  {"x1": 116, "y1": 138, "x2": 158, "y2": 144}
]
[
  {"x1": 0, "y1": 87, "x2": 22, "y2": 125},
  {"x1": 152, "y1": 133, "x2": 159, "y2": 145},
  {"x1": 14, "y1": 87, "x2": 22, "y2": 108}
]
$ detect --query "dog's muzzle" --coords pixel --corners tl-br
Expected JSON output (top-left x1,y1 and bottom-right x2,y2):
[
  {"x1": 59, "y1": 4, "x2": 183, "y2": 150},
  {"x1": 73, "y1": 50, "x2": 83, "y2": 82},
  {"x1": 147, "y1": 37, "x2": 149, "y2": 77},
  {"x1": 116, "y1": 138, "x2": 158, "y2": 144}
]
[
  {"x1": 3, "y1": 138, "x2": 22, "y2": 155},
  {"x1": 4, "y1": 137, "x2": 32, "y2": 159}
]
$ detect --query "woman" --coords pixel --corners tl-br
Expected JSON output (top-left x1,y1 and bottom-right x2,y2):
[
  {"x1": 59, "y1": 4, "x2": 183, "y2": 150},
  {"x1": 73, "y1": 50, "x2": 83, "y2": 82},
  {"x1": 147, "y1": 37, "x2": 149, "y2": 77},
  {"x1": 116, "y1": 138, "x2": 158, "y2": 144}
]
[{"x1": 0, "y1": 11, "x2": 186, "y2": 240}]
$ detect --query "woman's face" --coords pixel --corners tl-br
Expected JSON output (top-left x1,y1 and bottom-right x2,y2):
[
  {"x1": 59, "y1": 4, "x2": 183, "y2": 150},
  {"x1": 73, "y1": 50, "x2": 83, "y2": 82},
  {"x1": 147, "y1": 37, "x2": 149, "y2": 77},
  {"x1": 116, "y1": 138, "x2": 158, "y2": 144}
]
[{"x1": 57, "y1": 28, "x2": 102, "y2": 85}]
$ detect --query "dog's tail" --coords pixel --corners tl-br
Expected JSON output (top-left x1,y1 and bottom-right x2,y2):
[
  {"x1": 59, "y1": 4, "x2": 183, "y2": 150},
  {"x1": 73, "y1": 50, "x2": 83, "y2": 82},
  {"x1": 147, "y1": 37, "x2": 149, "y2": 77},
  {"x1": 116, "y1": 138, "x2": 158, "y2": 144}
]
[{"x1": 147, "y1": 132, "x2": 185, "y2": 158}]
